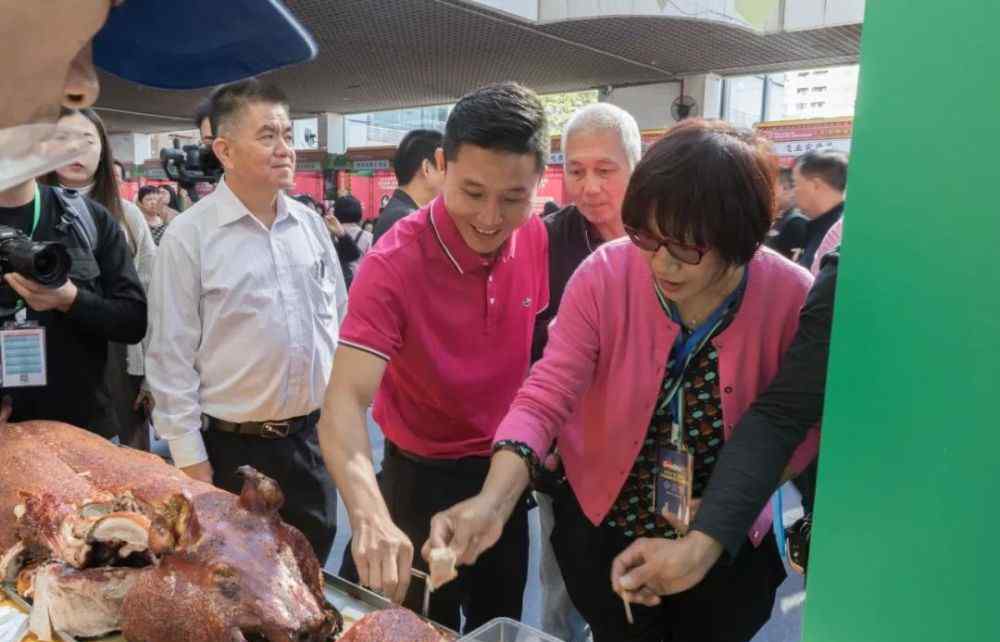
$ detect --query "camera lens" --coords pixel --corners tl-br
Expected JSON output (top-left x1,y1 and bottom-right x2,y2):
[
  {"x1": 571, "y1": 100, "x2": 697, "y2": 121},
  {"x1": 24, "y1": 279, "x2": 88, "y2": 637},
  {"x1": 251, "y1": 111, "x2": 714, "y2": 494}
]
[{"x1": 29, "y1": 244, "x2": 70, "y2": 286}]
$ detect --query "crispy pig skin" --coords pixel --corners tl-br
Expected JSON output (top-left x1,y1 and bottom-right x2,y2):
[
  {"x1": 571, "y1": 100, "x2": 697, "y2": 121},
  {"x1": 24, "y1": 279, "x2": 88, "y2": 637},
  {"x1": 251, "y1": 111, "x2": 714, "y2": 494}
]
[{"x1": 338, "y1": 609, "x2": 445, "y2": 642}]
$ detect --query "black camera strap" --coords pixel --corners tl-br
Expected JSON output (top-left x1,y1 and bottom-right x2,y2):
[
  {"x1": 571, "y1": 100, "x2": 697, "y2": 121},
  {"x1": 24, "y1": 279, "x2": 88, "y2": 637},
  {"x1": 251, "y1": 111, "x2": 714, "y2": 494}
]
[{"x1": 52, "y1": 187, "x2": 99, "y2": 255}]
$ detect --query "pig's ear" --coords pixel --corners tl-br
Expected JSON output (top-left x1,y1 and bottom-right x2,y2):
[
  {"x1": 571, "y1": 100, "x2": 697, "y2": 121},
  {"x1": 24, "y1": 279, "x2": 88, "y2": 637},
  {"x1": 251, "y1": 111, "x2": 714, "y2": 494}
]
[{"x1": 236, "y1": 466, "x2": 285, "y2": 515}]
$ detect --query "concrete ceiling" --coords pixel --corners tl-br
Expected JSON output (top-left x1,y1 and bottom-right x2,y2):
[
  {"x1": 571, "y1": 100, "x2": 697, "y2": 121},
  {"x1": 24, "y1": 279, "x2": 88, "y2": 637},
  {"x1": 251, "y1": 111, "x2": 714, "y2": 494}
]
[{"x1": 94, "y1": 0, "x2": 861, "y2": 133}]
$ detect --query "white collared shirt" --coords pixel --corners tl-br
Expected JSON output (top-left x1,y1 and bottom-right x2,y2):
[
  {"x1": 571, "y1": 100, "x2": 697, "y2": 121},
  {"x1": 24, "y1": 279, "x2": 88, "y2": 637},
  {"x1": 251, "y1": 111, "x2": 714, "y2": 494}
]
[{"x1": 146, "y1": 178, "x2": 347, "y2": 468}]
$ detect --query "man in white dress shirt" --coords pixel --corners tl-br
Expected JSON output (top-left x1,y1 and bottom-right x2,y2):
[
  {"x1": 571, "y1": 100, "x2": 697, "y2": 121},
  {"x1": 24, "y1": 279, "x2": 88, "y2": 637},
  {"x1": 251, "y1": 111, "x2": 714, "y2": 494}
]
[{"x1": 146, "y1": 79, "x2": 347, "y2": 559}]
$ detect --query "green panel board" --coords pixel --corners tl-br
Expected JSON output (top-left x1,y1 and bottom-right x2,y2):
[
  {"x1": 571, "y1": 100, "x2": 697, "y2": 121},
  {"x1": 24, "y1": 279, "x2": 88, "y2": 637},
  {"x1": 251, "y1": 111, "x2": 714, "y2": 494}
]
[{"x1": 804, "y1": 2, "x2": 999, "y2": 641}]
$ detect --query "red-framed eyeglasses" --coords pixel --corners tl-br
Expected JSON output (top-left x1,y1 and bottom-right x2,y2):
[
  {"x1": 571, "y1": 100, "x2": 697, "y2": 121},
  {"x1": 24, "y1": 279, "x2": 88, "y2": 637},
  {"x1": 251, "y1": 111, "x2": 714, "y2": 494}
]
[{"x1": 625, "y1": 226, "x2": 708, "y2": 265}]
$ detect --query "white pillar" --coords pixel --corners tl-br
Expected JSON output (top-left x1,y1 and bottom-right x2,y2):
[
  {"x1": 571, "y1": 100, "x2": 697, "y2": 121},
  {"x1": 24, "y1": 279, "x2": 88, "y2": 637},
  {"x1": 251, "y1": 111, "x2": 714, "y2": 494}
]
[
  {"x1": 109, "y1": 133, "x2": 152, "y2": 165},
  {"x1": 316, "y1": 113, "x2": 346, "y2": 154},
  {"x1": 604, "y1": 82, "x2": 682, "y2": 130},
  {"x1": 683, "y1": 73, "x2": 724, "y2": 119}
]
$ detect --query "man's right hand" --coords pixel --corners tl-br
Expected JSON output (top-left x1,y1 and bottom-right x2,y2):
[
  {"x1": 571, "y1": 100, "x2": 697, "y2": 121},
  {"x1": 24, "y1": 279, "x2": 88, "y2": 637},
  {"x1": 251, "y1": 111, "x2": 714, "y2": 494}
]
[
  {"x1": 180, "y1": 460, "x2": 214, "y2": 485},
  {"x1": 610, "y1": 530, "x2": 723, "y2": 602},
  {"x1": 423, "y1": 493, "x2": 507, "y2": 571},
  {"x1": 350, "y1": 512, "x2": 414, "y2": 603}
]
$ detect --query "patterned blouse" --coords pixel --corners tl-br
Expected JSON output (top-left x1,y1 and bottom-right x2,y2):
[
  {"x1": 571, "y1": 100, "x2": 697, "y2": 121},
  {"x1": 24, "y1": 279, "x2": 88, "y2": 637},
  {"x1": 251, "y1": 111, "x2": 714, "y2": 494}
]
[
  {"x1": 149, "y1": 222, "x2": 168, "y2": 245},
  {"x1": 497, "y1": 273, "x2": 746, "y2": 541}
]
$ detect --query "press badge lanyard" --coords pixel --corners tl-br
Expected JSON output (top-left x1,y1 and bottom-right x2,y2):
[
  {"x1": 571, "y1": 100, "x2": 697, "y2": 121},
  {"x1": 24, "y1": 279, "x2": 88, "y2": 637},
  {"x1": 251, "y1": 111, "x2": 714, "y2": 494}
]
[
  {"x1": 653, "y1": 266, "x2": 748, "y2": 447},
  {"x1": 1, "y1": 184, "x2": 48, "y2": 388},
  {"x1": 27, "y1": 183, "x2": 41, "y2": 236}
]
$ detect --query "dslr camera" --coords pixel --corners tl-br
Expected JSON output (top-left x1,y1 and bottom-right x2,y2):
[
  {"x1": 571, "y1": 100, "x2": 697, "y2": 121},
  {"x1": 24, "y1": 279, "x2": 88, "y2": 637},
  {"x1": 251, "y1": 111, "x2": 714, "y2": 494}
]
[{"x1": 0, "y1": 226, "x2": 71, "y2": 317}]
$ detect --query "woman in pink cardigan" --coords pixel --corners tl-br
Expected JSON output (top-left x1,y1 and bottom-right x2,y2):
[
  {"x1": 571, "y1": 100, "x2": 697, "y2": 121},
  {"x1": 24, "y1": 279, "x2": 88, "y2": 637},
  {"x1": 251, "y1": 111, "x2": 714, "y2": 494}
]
[{"x1": 424, "y1": 120, "x2": 819, "y2": 642}]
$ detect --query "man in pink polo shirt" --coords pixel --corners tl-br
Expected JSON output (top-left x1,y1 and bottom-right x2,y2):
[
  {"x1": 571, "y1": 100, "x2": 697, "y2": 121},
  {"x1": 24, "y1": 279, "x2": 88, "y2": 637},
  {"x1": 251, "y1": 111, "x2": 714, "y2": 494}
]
[{"x1": 317, "y1": 83, "x2": 549, "y2": 632}]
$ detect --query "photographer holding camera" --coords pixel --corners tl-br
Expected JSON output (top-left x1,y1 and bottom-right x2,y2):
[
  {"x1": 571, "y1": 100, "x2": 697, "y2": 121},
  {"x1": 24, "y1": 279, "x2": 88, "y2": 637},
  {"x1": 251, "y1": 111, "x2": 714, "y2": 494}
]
[{"x1": 0, "y1": 168, "x2": 147, "y2": 432}]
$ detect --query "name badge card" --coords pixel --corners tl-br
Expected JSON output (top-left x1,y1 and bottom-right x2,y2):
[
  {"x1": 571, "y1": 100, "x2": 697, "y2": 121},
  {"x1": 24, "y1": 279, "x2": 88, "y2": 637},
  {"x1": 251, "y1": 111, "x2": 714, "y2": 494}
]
[{"x1": 1, "y1": 325, "x2": 47, "y2": 387}]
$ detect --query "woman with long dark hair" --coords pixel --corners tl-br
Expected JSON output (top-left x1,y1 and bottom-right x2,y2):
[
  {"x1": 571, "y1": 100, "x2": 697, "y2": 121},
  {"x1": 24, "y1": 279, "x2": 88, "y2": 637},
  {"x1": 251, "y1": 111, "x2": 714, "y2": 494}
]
[{"x1": 42, "y1": 108, "x2": 156, "y2": 450}]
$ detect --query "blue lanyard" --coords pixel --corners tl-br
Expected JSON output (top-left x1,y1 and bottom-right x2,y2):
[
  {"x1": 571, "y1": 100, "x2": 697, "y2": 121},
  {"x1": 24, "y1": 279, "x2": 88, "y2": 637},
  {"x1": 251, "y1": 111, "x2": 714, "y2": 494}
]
[
  {"x1": 654, "y1": 267, "x2": 749, "y2": 446},
  {"x1": 29, "y1": 183, "x2": 41, "y2": 237}
]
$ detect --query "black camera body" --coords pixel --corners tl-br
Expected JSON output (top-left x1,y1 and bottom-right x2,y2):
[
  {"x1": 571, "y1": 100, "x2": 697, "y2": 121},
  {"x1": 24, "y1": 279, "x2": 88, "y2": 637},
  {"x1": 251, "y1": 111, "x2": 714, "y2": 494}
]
[
  {"x1": 0, "y1": 225, "x2": 72, "y2": 317},
  {"x1": 160, "y1": 140, "x2": 223, "y2": 199}
]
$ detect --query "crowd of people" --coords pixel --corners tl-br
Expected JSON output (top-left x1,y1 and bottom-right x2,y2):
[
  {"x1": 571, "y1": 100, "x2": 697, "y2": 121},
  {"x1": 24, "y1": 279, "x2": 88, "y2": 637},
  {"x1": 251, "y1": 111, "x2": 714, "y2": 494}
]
[{"x1": 0, "y1": 3, "x2": 852, "y2": 642}]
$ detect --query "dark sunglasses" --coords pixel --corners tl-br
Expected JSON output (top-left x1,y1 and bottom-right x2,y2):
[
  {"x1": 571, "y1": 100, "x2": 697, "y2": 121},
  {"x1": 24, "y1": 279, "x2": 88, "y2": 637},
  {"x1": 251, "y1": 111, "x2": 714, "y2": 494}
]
[{"x1": 625, "y1": 226, "x2": 708, "y2": 265}]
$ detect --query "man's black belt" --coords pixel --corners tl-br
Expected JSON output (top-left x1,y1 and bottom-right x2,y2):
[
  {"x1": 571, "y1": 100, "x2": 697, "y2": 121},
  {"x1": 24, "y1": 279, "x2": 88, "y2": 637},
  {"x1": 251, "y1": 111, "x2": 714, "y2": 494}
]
[
  {"x1": 202, "y1": 410, "x2": 319, "y2": 439},
  {"x1": 384, "y1": 441, "x2": 490, "y2": 475}
]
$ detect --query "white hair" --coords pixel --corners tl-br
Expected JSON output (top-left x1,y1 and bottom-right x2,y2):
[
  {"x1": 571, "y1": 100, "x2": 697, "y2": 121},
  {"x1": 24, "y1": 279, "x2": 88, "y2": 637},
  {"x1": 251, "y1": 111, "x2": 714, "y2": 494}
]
[{"x1": 562, "y1": 103, "x2": 642, "y2": 169}]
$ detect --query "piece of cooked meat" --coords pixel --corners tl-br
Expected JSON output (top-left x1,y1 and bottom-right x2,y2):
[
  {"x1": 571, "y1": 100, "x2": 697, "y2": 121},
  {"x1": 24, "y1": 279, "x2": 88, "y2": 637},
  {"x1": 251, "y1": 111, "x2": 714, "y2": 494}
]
[
  {"x1": 427, "y1": 548, "x2": 457, "y2": 590},
  {"x1": 339, "y1": 609, "x2": 444, "y2": 642}
]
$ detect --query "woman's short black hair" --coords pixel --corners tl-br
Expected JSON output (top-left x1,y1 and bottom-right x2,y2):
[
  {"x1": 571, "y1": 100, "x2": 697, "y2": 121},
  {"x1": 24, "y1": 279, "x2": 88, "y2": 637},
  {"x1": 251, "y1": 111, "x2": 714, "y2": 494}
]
[
  {"x1": 334, "y1": 195, "x2": 364, "y2": 224},
  {"x1": 443, "y1": 82, "x2": 548, "y2": 171},
  {"x1": 621, "y1": 119, "x2": 777, "y2": 267},
  {"x1": 137, "y1": 185, "x2": 160, "y2": 202}
]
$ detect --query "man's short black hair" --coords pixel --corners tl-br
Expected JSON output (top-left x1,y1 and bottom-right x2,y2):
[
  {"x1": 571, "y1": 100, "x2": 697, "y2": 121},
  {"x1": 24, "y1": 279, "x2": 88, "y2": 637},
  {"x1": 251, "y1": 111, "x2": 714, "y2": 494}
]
[
  {"x1": 334, "y1": 195, "x2": 364, "y2": 224},
  {"x1": 194, "y1": 97, "x2": 213, "y2": 132},
  {"x1": 795, "y1": 149, "x2": 848, "y2": 192},
  {"x1": 394, "y1": 129, "x2": 442, "y2": 186},
  {"x1": 209, "y1": 78, "x2": 289, "y2": 137},
  {"x1": 443, "y1": 82, "x2": 548, "y2": 171}
]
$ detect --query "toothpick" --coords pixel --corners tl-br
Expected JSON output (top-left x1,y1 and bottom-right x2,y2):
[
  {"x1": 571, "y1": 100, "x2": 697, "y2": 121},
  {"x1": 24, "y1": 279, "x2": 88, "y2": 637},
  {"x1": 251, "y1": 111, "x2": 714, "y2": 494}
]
[{"x1": 622, "y1": 593, "x2": 634, "y2": 625}]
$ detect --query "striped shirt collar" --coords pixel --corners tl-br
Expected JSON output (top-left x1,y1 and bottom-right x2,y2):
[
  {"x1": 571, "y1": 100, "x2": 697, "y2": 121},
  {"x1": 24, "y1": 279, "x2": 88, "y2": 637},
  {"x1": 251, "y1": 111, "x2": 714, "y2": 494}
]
[{"x1": 427, "y1": 195, "x2": 517, "y2": 275}]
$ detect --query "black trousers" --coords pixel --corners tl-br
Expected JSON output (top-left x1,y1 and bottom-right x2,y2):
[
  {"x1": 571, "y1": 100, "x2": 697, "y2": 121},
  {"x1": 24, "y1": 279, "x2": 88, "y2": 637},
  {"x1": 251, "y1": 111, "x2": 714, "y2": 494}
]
[
  {"x1": 203, "y1": 416, "x2": 338, "y2": 562},
  {"x1": 550, "y1": 485, "x2": 786, "y2": 642},
  {"x1": 98, "y1": 342, "x2": 148, "y2": 450},
  {"x1": 340, "y1": 442, "x2": 528, "y2": 633},
  {"x1": 793, "y1": 460, "x2": 818, "y2": 514}
]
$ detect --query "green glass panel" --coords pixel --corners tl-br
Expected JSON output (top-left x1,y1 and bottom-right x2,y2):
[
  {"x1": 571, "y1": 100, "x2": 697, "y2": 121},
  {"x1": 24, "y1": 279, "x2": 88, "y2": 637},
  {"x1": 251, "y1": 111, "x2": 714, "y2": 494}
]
[{"x1": 804, "y1": 2, "x2": 999, "y2": 641}]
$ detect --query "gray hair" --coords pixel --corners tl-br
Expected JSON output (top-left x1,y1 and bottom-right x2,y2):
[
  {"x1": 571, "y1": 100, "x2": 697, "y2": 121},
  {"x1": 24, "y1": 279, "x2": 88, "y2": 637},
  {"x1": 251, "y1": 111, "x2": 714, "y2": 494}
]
[{"x1": 562, "y1": 103, "x2": 642, "y2": 169}]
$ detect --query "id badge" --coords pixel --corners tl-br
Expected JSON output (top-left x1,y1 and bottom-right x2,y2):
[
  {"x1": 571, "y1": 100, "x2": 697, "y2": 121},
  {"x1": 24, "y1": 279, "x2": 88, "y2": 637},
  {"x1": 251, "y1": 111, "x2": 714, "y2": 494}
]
[
  {"x1": 0, "y1": 322, "x2": 47, "y2": 387},
  {"x1": 655, "y1": 427, "x2": 694, "y2": 527}
]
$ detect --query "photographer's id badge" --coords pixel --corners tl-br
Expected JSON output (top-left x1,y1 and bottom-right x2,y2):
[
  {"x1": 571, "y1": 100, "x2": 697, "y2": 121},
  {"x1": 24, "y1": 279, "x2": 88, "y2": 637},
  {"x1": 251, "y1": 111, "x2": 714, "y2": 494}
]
[
  {"x1": 654, "y1": 423, "x2": 694, "y2": 528},
  {"x1": 0, "y1": 320, "x2": 47, "y2": 387}
]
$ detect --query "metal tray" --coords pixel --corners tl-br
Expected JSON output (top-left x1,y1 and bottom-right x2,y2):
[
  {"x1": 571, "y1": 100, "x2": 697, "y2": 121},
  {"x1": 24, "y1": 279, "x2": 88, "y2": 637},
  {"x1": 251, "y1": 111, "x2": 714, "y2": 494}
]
[
  {"x1": 322, "y1": 570, "x2": 456, "y2": 638},
  {"x1": 2, "y1": 572, "x2": 455, "y2": 642}
]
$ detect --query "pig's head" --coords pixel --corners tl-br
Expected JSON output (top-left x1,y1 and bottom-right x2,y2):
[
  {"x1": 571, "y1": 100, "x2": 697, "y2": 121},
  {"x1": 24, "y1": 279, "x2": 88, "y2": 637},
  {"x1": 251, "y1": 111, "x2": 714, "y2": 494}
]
[{"x1": 120, "y1": 468, "x2": 342, "y2": 642}]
